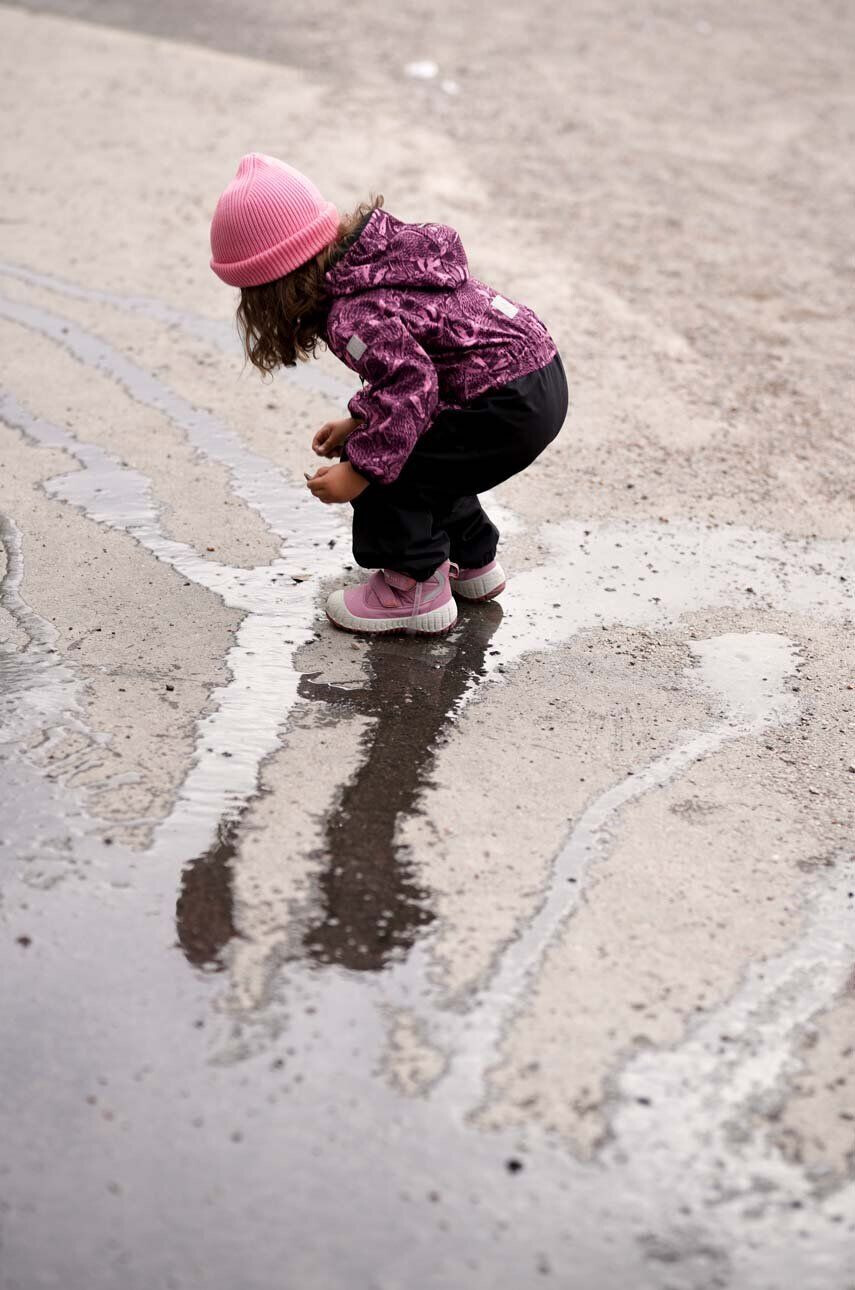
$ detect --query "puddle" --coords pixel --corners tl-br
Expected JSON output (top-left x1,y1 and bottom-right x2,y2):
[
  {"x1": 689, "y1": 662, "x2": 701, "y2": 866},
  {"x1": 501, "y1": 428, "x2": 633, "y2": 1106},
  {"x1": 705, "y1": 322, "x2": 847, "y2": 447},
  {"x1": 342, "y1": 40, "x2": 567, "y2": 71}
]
[
  {"x1": 0, "y1": 511, "x2": 87, "y2": 746},
  {"x1": 176, "y1": 816, "x2": 242, "y2": 971},
  {"x1": 485, "y1": 518, "x2": 853, "y2": 677},
  {"x1": 3, "y1": 279, "x2": 852, "y2": 1023},
  {"x1": 427, "y1": 632, "x2": 803, "y2": 1111},
  {"x1": 298, "y1": 605, "x2": 504, "y2": 970},
  {"x1": 614, "y1": 848, "x2": 855, "y2": 1201},
  {"x1": 171, "y1": 607, "x2": 504, "y2": 975},
  {"x1": 0, "y1": 283, "x2": 351, "y2": 861},
  {"x1": 0, "y1": 373, "x2": 340, "y2": 856},
  {"x1": 2, "y1": 265, "x2": 855, "y2": 1287},
  {"x1": 0, "y1": 296, "x2": 345, "y2": 559}
]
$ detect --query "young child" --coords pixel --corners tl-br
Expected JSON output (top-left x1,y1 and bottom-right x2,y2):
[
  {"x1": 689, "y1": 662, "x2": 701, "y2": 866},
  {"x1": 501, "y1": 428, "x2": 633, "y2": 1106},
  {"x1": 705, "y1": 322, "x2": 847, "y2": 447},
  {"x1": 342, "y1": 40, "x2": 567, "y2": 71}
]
[{"x1": 210, "y1": 153, "x2": 568, "y2": 635}]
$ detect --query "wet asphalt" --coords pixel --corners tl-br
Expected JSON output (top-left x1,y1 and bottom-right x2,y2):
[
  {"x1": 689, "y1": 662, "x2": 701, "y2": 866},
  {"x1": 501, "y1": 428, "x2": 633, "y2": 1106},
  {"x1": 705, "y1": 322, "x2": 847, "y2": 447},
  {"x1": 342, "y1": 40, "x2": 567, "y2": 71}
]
[{"x1": 2, "y1": 2, "x2": 855, "y2": 1288}]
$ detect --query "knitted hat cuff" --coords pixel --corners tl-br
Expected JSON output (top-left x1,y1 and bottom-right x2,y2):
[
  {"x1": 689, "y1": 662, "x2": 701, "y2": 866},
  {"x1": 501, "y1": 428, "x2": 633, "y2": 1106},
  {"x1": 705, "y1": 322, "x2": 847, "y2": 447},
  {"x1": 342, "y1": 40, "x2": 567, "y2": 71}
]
[{"x1": 211, "y1": 202, "x2": 340, "y2": 287}]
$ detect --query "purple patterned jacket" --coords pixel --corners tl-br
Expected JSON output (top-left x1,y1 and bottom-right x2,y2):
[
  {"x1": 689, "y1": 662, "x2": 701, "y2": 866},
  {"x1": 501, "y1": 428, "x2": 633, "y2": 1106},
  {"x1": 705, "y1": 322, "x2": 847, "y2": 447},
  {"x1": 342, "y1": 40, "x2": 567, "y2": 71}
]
[{"x1": 323, "y1": 209, "x2": 557, "y2": 484}]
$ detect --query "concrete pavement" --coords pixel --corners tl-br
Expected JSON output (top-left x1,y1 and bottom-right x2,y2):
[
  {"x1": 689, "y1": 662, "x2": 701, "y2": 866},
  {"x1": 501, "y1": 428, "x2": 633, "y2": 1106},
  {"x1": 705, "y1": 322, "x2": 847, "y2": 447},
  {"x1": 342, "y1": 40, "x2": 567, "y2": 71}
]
[{"x1": 1, "y1": 3, "x2": 854, "y2": 1286}]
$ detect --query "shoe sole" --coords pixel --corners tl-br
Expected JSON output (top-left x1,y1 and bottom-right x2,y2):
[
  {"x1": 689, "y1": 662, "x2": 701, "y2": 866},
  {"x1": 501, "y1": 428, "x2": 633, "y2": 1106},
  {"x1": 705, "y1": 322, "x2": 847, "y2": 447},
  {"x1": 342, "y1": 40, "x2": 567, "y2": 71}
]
[
  {"x1": 453, "y1": 580, "x2": 506, "y2": 603},
  {"x1": 325, "y1": 590, "x2": 458, "y2": 636},
  {"x1": 450, "y1": 564, "x2": 507, "y2": 602}
]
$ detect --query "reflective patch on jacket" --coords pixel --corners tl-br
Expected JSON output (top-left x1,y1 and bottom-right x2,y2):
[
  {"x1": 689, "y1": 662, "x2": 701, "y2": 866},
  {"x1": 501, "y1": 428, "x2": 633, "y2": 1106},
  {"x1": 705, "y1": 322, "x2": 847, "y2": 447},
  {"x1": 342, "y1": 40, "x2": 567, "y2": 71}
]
[{"x1": 491, "y1": 294, "x2": 519, "y2": 318}]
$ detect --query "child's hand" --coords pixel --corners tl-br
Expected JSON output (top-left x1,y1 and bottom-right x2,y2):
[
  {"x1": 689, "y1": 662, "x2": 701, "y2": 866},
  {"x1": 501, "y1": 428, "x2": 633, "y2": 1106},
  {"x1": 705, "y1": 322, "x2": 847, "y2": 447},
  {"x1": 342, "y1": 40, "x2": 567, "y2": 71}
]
[
  {"x1": 312, "y1": 416, "x2": 359, "y2": 458},
  {"x1": 306, "y1": 462, "x2": 370, "y2": 504}
]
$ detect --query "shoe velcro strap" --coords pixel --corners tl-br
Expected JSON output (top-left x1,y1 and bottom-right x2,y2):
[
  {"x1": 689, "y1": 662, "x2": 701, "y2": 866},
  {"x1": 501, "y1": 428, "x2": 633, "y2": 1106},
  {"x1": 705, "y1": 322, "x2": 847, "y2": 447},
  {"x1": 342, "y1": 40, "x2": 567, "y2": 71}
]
[{"x1": 384, "y1": 569, "x2": 416, "y2": 592}]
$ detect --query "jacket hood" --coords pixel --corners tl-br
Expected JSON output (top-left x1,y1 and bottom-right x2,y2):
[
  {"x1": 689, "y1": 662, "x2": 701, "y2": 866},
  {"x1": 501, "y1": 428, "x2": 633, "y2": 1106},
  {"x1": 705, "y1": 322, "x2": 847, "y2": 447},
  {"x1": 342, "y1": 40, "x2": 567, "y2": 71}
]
[{"x1": 324, "y1": 209, "x2": 469, "y2": 295}]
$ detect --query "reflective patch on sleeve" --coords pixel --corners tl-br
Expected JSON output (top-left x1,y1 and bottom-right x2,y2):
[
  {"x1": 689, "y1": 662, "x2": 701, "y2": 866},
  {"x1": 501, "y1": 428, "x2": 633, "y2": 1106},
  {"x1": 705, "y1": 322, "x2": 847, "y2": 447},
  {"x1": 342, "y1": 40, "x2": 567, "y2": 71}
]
[
  {"x1": 346, "y1": 334, "x2": 367, "y2": 361},
  {"x1": 491, "y1": 294, "x2": 519, "y2": 318}
]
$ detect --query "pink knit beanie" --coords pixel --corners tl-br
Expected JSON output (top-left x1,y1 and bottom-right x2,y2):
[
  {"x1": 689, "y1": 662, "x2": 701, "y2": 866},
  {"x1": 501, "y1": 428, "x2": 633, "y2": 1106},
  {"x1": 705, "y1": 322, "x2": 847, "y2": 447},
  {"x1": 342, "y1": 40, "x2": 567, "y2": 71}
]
[{"x1": 210, "y1": 153, "x2": 340, "y2": 287}]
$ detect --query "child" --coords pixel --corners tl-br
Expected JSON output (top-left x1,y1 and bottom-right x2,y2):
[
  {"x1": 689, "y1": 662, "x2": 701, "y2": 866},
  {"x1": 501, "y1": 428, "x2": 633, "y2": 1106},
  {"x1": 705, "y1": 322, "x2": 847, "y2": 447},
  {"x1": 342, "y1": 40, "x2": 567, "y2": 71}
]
[{"x1": 210, "y1": 153, "x2": 568, "y2": 635}]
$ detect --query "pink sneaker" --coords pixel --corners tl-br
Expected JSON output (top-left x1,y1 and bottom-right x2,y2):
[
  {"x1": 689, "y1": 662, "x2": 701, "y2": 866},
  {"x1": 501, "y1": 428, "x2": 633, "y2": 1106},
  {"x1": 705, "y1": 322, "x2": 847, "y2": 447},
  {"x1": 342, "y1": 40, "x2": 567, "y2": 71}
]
[
  {"x1": 450, "y1": 559, "x2": 506, "y2": 602},
  {"x1": 326, "y1": 560, "x2": 458, "y2": 635}
]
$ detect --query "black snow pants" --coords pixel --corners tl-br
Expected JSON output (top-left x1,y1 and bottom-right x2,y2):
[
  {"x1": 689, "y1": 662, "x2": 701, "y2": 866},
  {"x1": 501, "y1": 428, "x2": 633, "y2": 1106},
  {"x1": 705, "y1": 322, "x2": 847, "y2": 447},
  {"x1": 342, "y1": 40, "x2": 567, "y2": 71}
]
[{"x1": 343, "y1": 350, "x2": 568, "y2": 581}]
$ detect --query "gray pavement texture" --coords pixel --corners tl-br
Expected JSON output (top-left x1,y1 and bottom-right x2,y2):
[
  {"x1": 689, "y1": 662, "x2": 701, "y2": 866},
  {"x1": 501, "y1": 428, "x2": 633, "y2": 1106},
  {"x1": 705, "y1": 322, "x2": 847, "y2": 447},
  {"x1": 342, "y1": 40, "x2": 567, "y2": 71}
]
[{"x1": 1, "y1": 1, "x2": 854, "y2": 1287}]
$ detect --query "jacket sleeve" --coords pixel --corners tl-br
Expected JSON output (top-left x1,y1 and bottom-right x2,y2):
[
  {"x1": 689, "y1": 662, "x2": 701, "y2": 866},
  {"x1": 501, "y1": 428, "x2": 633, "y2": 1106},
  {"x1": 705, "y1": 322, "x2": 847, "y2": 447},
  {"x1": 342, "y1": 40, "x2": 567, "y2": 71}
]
[{"x1": 329, "y1": 309, "x2": 439, "y2": 485}]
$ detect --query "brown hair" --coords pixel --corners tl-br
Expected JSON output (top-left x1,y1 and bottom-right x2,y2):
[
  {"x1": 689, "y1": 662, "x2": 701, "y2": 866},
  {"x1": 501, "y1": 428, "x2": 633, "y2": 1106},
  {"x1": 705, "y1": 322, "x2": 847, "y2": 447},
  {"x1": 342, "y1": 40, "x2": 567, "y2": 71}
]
[{"x1": 236, "y1": 195, "x2": 384, "y2": 374}]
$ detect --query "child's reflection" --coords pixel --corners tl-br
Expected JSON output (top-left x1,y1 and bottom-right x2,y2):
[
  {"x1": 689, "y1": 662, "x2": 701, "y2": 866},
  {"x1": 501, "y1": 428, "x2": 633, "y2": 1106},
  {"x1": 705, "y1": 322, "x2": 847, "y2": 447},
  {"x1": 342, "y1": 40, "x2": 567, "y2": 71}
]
[{"x1": 175, "y1": 603, "x2": 502, "y2": 974}]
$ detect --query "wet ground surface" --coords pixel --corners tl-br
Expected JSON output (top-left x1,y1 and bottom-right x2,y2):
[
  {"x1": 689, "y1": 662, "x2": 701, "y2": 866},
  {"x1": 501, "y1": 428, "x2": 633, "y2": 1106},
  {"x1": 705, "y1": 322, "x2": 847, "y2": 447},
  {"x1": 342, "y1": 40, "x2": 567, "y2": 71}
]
[{"x1": 1, "y1": 2, "x2": 855, "y2": 1287}]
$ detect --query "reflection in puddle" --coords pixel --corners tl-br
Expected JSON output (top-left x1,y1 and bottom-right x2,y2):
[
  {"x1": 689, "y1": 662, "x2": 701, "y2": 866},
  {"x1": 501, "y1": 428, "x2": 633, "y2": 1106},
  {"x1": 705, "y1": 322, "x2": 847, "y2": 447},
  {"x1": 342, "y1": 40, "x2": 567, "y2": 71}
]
[
  {"x1": 173, "y1": 605, "x2": 502, "y2": 977},
  {"x1": 175, "y1": 817, "x2": 241, "y2": 971},
  {"x1": 298, "y1": 603, "x2": 503, "y2": 971}
]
